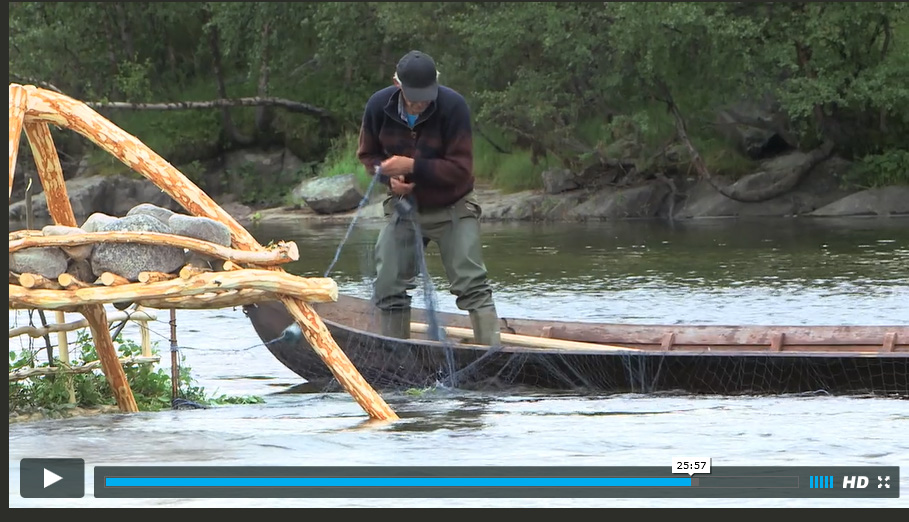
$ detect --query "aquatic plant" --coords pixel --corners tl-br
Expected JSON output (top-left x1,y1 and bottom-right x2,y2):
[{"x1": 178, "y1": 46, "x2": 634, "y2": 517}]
[{"x1": 9, "y1": 329, "x2": 262, "y2": 417}]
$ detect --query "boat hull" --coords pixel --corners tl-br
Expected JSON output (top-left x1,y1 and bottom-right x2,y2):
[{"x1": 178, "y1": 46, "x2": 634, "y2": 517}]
[{"x1": 244, "y1": 298, "x2": 908, "y2": 396}]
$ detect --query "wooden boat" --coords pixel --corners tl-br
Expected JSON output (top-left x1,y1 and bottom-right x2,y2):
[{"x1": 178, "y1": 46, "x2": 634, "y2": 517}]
[{"x1": 244, "y1": 296, "x2": 908, "y2": 396}]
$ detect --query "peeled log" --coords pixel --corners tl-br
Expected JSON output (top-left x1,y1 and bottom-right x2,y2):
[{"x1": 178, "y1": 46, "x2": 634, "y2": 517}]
[
  {"x1": 81, "y1": 304, "x2": 139, "y2": 413},
  {"x1": 9, "y1": 231, "x2": 299, "y2": 267},
  {"x1": 24, "y1": 121, "x2": 78, "y2": 227},
  {"x1": 97, "y1": 272, "x2": 131, "y2": 286},
  {"x1": 137, "y1": 289, "x2": 274, "y2": 309},
  {"x1": 9, "y1": 308, "x2": 157, "y2": 339},
  {"x1": 138, "y1": 271, "x2": 177, "y2": 283},
  {"x1": 9, "y1": 269, "x2": 338, "y2": 311},
  {"x1": 9, "y1": 85, "x2": 27, "y2": 200},
  {"x1": 179, "y1": 264, "x2": 210, "y2": 279},
  {"x1": 222, "y1": 260, "x2": 242, "y2": 271},
  {"x1": 57, "y1": 273, "x2": 91, "y2": 289},
  {"x1": 19, "y1": 273, "x2": 61, "y2": 289},
  {"x1": 9, "y1": 230, "x2": 43, "y2": 241}
]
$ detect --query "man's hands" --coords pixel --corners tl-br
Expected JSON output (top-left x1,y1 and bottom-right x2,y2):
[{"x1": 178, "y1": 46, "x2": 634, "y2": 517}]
[
  {"x1": 389, "y1": 176, "x2": 414, "y2": 196},
  {"x1": 380, "y1": 155, "x2": 414, "y2": 178},
  {"x1": 381, "y1": 155, "x2": 415, "y2": 196}
]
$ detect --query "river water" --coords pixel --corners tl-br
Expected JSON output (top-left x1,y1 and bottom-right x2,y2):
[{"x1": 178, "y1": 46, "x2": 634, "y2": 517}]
[{"x1": 9, "y1": 216, "x2": 908, "y2": 507}]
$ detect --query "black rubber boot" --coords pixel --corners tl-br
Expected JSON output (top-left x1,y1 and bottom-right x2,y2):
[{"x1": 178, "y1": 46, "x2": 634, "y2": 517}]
[{"x1": 380, "y1": 308, "x2": 412, "y2": 340}]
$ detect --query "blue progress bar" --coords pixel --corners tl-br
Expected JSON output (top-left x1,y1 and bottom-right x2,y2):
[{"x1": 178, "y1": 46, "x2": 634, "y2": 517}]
[{"x1": 105, "y1": 477, "x2": 692, "y2": 488}]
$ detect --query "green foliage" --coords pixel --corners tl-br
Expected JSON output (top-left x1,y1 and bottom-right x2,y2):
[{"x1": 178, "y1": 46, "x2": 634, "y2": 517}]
[
  {"x1": 9, "y1": 329, "x2": 261, "y2": 416},
  {"x1": 694, "y1": 138, "x2": 759, "y2": 179},
  {"x1": 846, "y1": 150, "x2": 909, "y2": 188},
  {"x1": 493, "y1": 151, "x2": 547, "y2": 193},
  {"x1": 109, "y1": 79, "x2": 224, "y2": 163},
  {"x1": 317, "y1": 132, "x2": 369, "y2": 189},
  {"x1": 473, "y1": 132, "x2": 508, "y2": 182},
  {"x1": 9, "y1": 1, "x2": 909, "y2": 195}
]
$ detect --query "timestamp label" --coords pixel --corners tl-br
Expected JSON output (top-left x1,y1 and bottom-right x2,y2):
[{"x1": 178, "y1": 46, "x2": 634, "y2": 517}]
[{"x1": 671, "y1": 458, "x2": 712, "y2": 476}]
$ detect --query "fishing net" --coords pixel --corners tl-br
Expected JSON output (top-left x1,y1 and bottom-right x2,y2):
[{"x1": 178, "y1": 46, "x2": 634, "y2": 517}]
[{"x1": 244, "y1": 177, "x2": 908, "y2": 399}]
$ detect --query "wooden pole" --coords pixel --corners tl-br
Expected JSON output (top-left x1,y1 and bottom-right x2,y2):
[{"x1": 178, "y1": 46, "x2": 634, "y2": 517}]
[
  {"x1": 137, "y1": 306, "x2": 152, "y2": 357},
  {"x1": 9, "y1": 270, "x2": 338, "y2": 310},
  {"x1": 23, "y1": 119, "x2": 138, "y2": 413},
  {"x1": 54, "y1": 311, "x2": 69, "y2": 362},
  {"x1": 9, "y1": 309, "x2": 158, "y2": 339},
  {"x1": 9, "y1": 84, "x2": 27, "y2": 200},
  {"x1": 10, "y1": 355, "x2": 160, "y2": 382},
  {"x1": 169, "y1": 309, "x2": 179, "y2": 401},
  {"x1": 411, "y1": 322, "x2": 639, "y2": 353},
  {"x1": 10, "y1": 231, "x2": 299, "y2": 266},
  {"x1": 81, "y1": 304, "x2": 138, "y2": 412},
  {"x1": 54, "y1": 310, "x2": 76, "y2": 404}
]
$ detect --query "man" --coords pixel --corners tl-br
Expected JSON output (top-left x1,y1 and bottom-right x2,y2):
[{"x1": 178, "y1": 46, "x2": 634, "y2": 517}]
[{"x1": 357, "y1": 50, "x2": 501, "y2": 346}]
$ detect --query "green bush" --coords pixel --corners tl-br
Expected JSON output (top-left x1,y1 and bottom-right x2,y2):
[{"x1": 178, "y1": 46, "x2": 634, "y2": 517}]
[
  {"x1": 846, "y1": 150, "x2": 909, "y2": 188},
  {"x1": 317, "y1": 132, "x2": 370, "y2": 190},
  {"x1": 9, "y1": 329, "x2": 262, "y2": 416}
]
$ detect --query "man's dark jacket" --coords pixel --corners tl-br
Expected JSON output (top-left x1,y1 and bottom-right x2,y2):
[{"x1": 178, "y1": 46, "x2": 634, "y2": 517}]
[{"x1": 357, "y1": 85, "x2": 475, "y2": 209}]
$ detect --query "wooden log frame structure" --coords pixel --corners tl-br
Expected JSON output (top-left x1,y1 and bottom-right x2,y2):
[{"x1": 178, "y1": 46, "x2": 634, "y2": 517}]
[
  {"x1": 10, "y1": 308, "x2": 160, "y2": 384},
  {"x1": 8, "y1": 83, "x2": 399, "y2": 421}
]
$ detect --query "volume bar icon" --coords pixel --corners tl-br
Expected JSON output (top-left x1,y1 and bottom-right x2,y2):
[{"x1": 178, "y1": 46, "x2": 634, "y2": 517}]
[{"x1": 810, "y1": 476, "x2": 834, "y2": 488}]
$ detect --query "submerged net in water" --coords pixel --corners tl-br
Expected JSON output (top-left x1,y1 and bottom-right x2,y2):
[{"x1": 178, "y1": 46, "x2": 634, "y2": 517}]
[{"x1": 245, "y1": 178, "x2": 908, "y2": 398}]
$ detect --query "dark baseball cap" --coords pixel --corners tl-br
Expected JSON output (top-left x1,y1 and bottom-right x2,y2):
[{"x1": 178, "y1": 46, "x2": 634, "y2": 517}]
[{"x1": 395, "y1": 50, "x2": 439, "y2": 103}]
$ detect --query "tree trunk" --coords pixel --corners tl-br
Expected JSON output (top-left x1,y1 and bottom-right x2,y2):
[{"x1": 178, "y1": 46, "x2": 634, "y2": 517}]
[
  {"x1": 103, "y1": 14, "x2": 121, "y2": 100},
  {"x1": 255, "y1": 21, "x2": 275, "y2": 135},
  {"x1": 86, "y1": 97, "x2": 331, "y2": 118},
  {"x1": 207, "y1": 22, "x2": 253, "y2": 146},
  {"x1": 114, "y1": 3, "x2": 135, "y2": 59},
  {"x1": 167, "y1": 44, "x2": 178, "y2": 79},
  {"x1": 378, "y1": 42, "x2": 390, "y2": 80}
]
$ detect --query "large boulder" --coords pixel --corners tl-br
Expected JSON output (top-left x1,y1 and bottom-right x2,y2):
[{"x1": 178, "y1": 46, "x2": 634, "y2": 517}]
[
  {"x1": 715, "y1": 96, "x2": 795, "y2": 160},
  {"x1": 167, "y1": 214, "x2": 231, "y2": 246},
  {"x1": 90, "y1": 214, "x2": 186, "y2": 281},
  {"x1": 41, "y1": 225, "x2": 94, "y2": 261},
  {"x1": 567, "y1": 183, "x2": 671, "y2": 220},
  {"x1": 81, "y1": 212, "x2": 119, "y2": 233},
  {"x1": 674, "y1": 155, "x2": 854, "y2": 219},
  {"x1": 10, "y1": 247, "x2": 69, "y2": 280},
  {"x1": 291, "y1": 174, "x2": 364, "y2": 214},
  {"x1": 9, "y1": 175, "x2": 182, "y2": 225},
  {"x1": 810, "y1": 186, "x2": 909, "y2": 217},
  {"x1": 168, "y1": 214, "x2": 233, "y2": 269},
  {"x1": 541, "y1": 168, "x2": 580, "y2": 195},
  {"x1": 127, "y1": 203, "x2": 176, "y2": 224}
]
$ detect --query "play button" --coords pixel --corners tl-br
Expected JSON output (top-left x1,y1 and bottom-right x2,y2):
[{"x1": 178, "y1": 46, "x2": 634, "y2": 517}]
[
  {"x1": 20, "y1": 458, "x2": 84, "y2": 498},
  {"x1": 44, "y1": 468, "x2": 64, "y2": 488}
]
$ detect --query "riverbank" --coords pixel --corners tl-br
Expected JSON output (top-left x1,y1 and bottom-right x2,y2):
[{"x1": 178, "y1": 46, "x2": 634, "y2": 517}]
[
  {"x1": 9, "y1": 150, "x2": 908, "y2": 228},
  {"x1": 249, "y1": 179, "x2": 909, "y2": 227}
]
